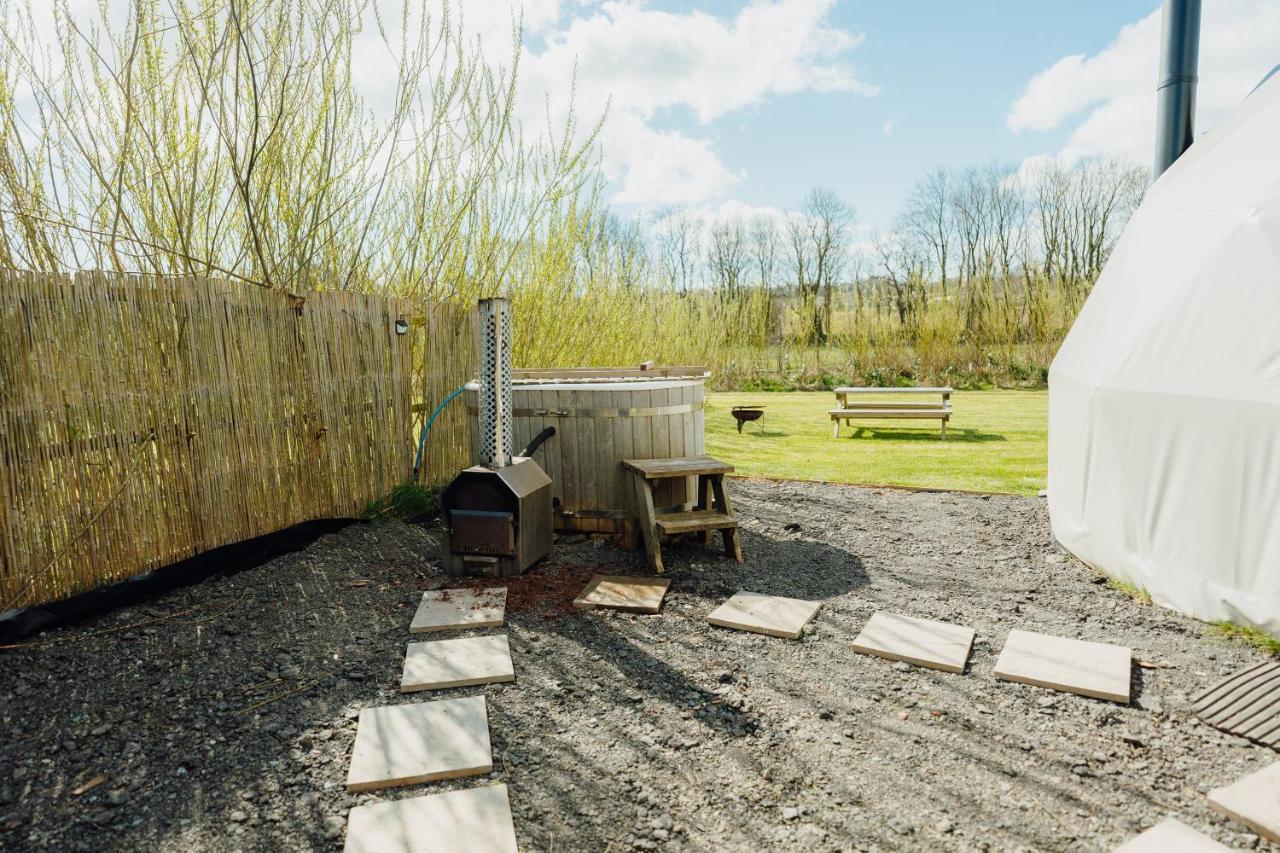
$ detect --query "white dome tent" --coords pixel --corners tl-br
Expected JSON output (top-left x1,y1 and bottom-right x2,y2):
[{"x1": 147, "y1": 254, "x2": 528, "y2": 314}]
[{"x1": 1049, "y1": 74, "x2": 1280, "y2": 634}]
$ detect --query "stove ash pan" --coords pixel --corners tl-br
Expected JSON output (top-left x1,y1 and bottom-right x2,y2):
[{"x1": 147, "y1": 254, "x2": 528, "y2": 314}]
[{"x1": 441, "y1": 456, "x2": 553, "y2": 577}]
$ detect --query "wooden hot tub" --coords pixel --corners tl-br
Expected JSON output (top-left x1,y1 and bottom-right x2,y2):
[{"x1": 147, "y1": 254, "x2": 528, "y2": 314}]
[{"x1": 465, "y1": 367, "x2": 708, "y2": 545}]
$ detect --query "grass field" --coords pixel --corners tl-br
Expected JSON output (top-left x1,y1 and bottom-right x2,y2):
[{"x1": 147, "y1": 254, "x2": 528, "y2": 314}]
[{"x1": 705, "y1": 390, "x2": 1048, "y2": 495}]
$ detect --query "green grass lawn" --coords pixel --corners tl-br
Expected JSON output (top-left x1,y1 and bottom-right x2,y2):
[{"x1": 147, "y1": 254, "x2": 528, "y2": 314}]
[{"x1": 705, "y1": 390, "x2": 1047, "y2": 495}]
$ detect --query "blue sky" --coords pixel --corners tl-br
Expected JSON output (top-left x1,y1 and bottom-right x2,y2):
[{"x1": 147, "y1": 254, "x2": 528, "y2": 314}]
[
  {"x1": 708, "y1": 1, "x2": 1158, "y2": 224},
  {"x1": 474, "y1": 0, "x2": 1280, "y2": 229}
]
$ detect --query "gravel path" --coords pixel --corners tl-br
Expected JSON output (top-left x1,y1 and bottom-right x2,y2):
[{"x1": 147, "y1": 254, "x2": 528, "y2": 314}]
[{"x1": 1, "y1": 478, "x2": 1276, "y2": 852}]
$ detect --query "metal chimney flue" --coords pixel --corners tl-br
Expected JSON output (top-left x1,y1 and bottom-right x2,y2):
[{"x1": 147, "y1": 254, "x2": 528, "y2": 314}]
[
  {"x1": 440, "y1": 296, "x2": 553, "y2": 577},
  {"x1": 1153, "y1": 0, "x2": 1201, "y2": 180},
  {"x1": 476, "y1": 297, "x2": 513, "y2": 469}
]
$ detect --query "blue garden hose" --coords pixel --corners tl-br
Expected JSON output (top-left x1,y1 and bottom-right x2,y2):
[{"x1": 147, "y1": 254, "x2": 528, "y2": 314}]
[{"x1": 413, "y1": 385, "x2": 467, "y2": 481}]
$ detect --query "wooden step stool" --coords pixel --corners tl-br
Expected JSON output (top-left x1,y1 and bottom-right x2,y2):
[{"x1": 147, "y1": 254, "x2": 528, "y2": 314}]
[{"x1": 622, "y1": 456, "x2": 744, "y2": 575}]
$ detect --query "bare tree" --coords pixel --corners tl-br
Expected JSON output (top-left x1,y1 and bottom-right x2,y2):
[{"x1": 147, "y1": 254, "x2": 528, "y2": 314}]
[
  {"x1": 748, "y1": 214, "x2": 780, "y2": 291},
  {"x1": 788, "y1": 188, "x2": 853, "y2": 344},
  {"x1": 655, "y1": 210, "x2": 701, "y2": 294},
  {"x1": 874, "y1": 228, "x2": 929, "y2": 325},
  {"x1": 706, "y1": 218, "x2": 747, "y2": 296},
  {"x1": 901, "y1": 167, "x2": 954, "y2": 299},
  {"x1": 1027, "y1": 158, "x2": 1145, "y2": 303}
]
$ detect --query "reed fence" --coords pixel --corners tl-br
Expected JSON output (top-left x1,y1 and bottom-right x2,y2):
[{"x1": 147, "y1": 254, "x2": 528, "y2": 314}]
[
  {"x1": 411, "y1": 301, "x2": 476, "y2": 487},
  {"x1": 0, "y1": 271, "x2": 413, "y2": 608}
]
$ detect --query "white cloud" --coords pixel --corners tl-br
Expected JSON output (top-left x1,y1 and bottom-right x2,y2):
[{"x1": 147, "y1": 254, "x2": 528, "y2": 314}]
[
  {"x1": 514, "y1": 0, "x2": 875, "y2": 208},
  {"x1": 1008, "y1": 0, "x2": 1280, "y2": 165},
  {"x1": 881, "y1": 119, "x2": 894, "y2": 136},
  {"x1": 654, "y1": 198, "x2": 788, "y2": 231}
]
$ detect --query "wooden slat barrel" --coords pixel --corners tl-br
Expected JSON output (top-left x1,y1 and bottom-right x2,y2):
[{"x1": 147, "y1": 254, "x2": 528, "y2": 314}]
[{"x1": 465, "y1": 376, "x2": 706, "y2": 545}]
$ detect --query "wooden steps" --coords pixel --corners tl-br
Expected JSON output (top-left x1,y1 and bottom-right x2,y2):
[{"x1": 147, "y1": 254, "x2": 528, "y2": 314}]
[
  {"x1": 622, "y1": 455, "x2": 743, "y2": 574},
  {"x1": 656, "y1": 509, "x2": 738, "y2": 535}
]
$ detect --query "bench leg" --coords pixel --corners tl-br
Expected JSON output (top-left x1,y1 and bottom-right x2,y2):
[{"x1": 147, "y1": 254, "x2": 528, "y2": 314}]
[
  {"x1": 631, "y1": 473, "x2": 664, "y2": 574},
  {"x1": 722, "y1": 526, "x2": 743, "y2": 564},
  {"x1": 710, "y1": 475, "x2": 743, "y2": 563},
  {"x1": 697, "y1": 474, "x2": 714, "y2": 545},
  {"x1": 832, "y1": 418, "x2": 840, "y2": 438},
  {"x1": 941, "y1": 416, "x2": 948, "y2": 440}
]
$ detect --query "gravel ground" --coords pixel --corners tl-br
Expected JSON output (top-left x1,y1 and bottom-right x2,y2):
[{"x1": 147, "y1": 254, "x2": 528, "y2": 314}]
[{"x1": 1, "y1": 478, "x2": 1276, "y2": 852}]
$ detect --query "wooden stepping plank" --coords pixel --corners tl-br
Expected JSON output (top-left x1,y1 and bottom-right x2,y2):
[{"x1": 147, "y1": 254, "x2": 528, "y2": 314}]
[
  {"x1": 707, "y1": 592, "x2": 820, "y2": 640},
  {"x1": 993, "y1": 629, "x2": 1131, "y2": 703},
  {"x1": 344, "y1": 784, "x2": 518, "y2": 853},
  {"x1": 346, "y1": 696, "x2": 492, "y2": 792},
  {"x1": 401, "y1": 635, "x2": 515, "y2": 693},
  {"x1": 410, "y1": 588, "x2": 505, "y2": 633},
  {"x1": 655, "y1": 510, "x2": 737, "y2": 535},
  {"x1": 574, "y1": 575, "x2": 671, "y2": 613},
  {"x1": 1193, "y1": 661, "x2": 1280, "y2": 747},
  {"x1": 1208, "y1": 760, "x2": 1280, "y2": 842},
  {"x1": 851, "y1": 612, "x2": 976, "y2": 674},
  {"x1": 1113, "y1": 818, "x2": 1229, "y2": 851}
]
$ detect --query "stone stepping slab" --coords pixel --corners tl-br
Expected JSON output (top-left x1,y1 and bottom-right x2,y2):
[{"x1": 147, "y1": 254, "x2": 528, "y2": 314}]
[
  {"x1": 401, "y1": 634, "x2": 515, "y2": 693},
  {"x1": 993, "y1": 628, "x2": 1131, "y2": 703},
  {"x1": 707, "y1": 591, "x2": 821, "y2": 640},
  {"x1": 346, "y1": 695, "x2": 492, "y2": 792},
  {"x1": 1208, "y1": 760, "x2": 1280, "y2": 843},
  {"x1": 344, "y1": 783, "x2": 518, "y2": 853},
  {"x1": 411, "y1": 588, "x2": 506, "y2": 633},
  {"x1": 574, "y1": 575, "x2": 671, "y2": 613},
  {"x1": 1113, "y1": 818, "x2": 1229, "y2": 851},
  {"x1": 851, "y1": 612, "x2": 975, "y2": 674},
  {"x1": 1193, "y1": 660, "x2": 1280, "y2": 747}
]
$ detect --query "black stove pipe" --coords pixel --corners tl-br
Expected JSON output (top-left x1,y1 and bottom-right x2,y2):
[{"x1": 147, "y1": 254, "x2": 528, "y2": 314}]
[
  {"x1": 520, "y1": 426, "x2": 556, "y2": 458},
  {"x1": 1153, "y1": 0, "x2": 1201, "y2": 180}
]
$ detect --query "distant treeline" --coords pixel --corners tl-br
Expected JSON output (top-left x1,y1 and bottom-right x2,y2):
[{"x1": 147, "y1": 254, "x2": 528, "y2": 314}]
[{"x1": 0, "y1": 1, "x2": 1143, "y2": 390}]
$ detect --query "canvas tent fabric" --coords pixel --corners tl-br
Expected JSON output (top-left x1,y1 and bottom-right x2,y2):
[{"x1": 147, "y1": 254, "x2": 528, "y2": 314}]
[{"x1": 1049, "y1": 74, "x2": 1280, "y2": 634}]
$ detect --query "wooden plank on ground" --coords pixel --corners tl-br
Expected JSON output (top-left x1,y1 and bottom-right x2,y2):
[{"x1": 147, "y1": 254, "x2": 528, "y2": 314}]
[
  {"x1": 993, "y1": 629, "x2": 1131, "y2": 703},
  {"x1": 345, "y1": 696, "x2": 492, "y2": 792},
  {"x1": 410, "y1": 588, "x2": 506, "y2": 633},
  {"x1": 574, "y1": 575, "x2": 671, "y2": 613},
  {"x1": 1113, "y1": 818, "x2": 1229, "y2": 852},
  {"x1": 400, "y1": 635, "x2": 515, "y2": 692},
  {"x1": 851, "y1": 612, "x2": 975, "y2": 674},
  {"x1": 1207, "y1": 760, "x2": 1280, "y2": 843},
  {"x1": 344, "y1": 784, "x2": 518, "y2": 853},
  {"x1": 707, "y1": 592, "x2": 820, "y2": 640}
]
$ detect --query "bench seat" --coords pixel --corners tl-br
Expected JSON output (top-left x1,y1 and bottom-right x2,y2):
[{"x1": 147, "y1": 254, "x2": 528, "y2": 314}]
[
  {"x1": 829, "y1": 408, "x2": 952, "y2": 419},
  {"x1": 830, "y1": 406, "x2": 952, "y2": 437}
]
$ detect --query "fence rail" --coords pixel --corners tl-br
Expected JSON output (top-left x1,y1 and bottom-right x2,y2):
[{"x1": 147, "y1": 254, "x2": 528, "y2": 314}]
[{"x1": 0, "y1": 271, "x2": 413, "y2": 608}]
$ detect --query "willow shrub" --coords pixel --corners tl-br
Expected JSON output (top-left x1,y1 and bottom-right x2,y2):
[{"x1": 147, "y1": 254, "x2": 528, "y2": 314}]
[{"x1": 0, "y1": 1, "x2": 1070, "y2": 391}]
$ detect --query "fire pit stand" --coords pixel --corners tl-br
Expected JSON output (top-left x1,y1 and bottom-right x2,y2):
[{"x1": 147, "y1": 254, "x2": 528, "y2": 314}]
[{"x1": 731, "y1": 405, "x2": 765, "y2": 434}]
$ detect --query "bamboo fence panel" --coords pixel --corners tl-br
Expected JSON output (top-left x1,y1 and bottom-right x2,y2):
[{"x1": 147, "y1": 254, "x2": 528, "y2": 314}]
[
  {"x1": 0, "y1": 271, "x2": 413, "y2": 608},
  {"x1": 412, "y1": 301, "x2": 476, "y2": 487}
]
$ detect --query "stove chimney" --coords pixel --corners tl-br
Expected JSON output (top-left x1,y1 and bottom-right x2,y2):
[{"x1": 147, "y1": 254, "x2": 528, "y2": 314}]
[
  {"x1": 1153, "y1": 0, "x2": 1201, "y2": 180},
  {"x1": 476, "y1": 297, "x2": 513, "y2": 469}
]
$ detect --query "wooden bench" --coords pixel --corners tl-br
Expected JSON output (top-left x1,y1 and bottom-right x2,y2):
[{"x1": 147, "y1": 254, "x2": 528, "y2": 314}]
[
  {"x1": 830, "y1": 386, "x2": 953, "y2": 438},
  {"x1": 621, "y1": 456, "x2": 743, "y2": 575}
]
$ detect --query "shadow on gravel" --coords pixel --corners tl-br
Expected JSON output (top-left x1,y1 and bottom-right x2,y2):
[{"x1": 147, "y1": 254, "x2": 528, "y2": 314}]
[
  {"x1": 540, "y1": 616, "x2": 761, "y2": 739},
  {"x1": 659, "y1": 530, "x2": 869, "y2": 604}
]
